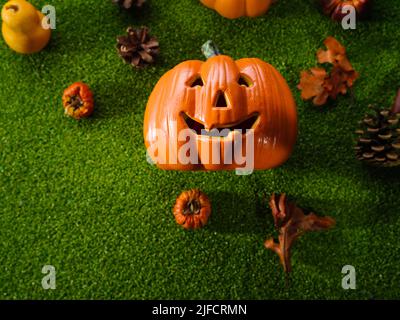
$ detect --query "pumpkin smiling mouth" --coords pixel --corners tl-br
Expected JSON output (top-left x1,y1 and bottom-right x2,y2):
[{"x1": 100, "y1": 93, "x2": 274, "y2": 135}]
[{"x1": 182, "y1": 112, "x2": 259, "y2": 138}]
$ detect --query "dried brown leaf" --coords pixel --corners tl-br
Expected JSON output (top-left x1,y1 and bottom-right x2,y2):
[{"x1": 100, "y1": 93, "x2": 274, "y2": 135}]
[
  {"x1": 298, "y1": 37, "x2": 359, "y2": 106},
  {"x1": 297, "y1": 68, "x2": 330, "y2": 106},
  {"x1": 265, "y1": 193, "x2": 336, "y2": 273}
]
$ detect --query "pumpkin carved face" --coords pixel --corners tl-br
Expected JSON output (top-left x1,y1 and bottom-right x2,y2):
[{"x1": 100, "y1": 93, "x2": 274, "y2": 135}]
[
  {"x1": 144, "y1": 53, "x2": 297, "y2": 172},
  {"x1": 200, "y1": 0, "x2": 272, "y2": 19}
]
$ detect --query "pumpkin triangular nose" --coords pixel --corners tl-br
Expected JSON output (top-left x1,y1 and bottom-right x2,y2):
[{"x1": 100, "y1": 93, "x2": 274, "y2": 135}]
[{"x1": 214, "y1": 90, "x2": 228, "y2": 108}]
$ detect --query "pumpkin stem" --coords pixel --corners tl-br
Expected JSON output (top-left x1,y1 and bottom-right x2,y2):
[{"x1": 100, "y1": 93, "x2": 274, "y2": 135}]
[
  {"x1": 391, "y1": 88, "x2": 400, "y2": 114},
  {"x1": 68, "y1": 95, "x2": 84, "y2": 111},
  {"x1": 201, "y1": 40, "x2": 221, "y2": 59},
  {"x1": 6, "y1": 5, "x2": 19, "y2": 12},
  {"x1": 184, "y1": 200, "x2": 201, "y2": 215}
]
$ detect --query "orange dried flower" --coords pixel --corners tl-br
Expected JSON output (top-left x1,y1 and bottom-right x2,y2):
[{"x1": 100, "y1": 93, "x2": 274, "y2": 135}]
[{"x1": 62, "y1": 82, "x2": 94, "y2": 120}]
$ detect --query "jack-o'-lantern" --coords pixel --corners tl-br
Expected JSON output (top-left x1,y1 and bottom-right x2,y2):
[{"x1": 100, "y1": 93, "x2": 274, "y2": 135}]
[
  {"x1": 143, "y1": 42, "x2": 297, "y2": 172},
  {"x1": 200, "y1": 0, "x2": 273, "y2": 19}
]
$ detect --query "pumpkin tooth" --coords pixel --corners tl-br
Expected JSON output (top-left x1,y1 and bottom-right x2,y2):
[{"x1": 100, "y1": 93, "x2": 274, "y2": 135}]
[{"x1": 182, "y1": 113, "x2": 259, "y2": 137}]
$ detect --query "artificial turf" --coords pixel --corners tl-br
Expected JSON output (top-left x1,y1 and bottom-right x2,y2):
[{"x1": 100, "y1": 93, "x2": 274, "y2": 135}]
[{"x1": 0, "y1": 0, "x2": 400, "y2": 300}]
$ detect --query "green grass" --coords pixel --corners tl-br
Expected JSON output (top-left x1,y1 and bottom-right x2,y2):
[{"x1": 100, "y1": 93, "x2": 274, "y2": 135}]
[{"x1": 1, "y1": 0, "x2": 400, "y2": 300}]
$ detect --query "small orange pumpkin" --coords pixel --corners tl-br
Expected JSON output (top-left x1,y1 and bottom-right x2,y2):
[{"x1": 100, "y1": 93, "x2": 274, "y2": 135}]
[
  {"x1": 200, "y1": 0, "x2": 273, "y2": 19},
  {"x1": 173, "y1": 189, "x2": 211, "y2": 230},
  {"x1": 62, "y1": 82, "x2": 94, "y2": 120},
  {"x1": 144, "y1": 42, "x2": 297, "y2": 172},
  {"x1": 320, "y1": 0, "x2": 372, "y2": 21}
]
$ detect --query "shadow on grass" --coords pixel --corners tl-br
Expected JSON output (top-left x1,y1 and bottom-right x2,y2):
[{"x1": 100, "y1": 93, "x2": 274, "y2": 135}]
[
  {"x1": 115, "y1": 1, "x2": 154, "y2": 25},
  {"x1": 207, "y1": 191, "x2": 272, "y2": 236},
  {"x1": 86, "y1": 75, "x2": 153, "y2": 121},
  {"x1": 358, "y1": 165, "x2": 400, "y2": 223},
  {"x1": 360, "y1": 164, "x2": 400, "y2": 184}
]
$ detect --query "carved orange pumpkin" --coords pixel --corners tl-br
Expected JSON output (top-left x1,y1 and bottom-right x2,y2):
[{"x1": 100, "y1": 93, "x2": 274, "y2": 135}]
[
  {"x1": 143, "y1": 42, "x2": 297, "y2": 172},
  {"x1": 200, "y1": 0, "x2": 273, "y2": 19}
]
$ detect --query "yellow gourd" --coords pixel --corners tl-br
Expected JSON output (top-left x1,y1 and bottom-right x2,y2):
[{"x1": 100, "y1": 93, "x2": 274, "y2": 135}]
[{"x1": 1, "y1": 0, "x2": 51, "y2": 54}]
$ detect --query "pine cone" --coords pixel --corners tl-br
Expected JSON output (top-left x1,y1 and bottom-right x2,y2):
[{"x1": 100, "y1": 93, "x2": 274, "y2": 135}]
[
  {"x1": 112, "y1": 0, "x2": 146, "y2": 10},
  {"x1": 116, "y1": 26, "x2": 159, "y2": 68},
  {"x1": 355, "y1": 90, "x2": 400, "y2": 167}
]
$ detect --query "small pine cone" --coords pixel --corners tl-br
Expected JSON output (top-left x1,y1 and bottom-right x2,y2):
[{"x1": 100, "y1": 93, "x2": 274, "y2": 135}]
[
  {"x1": 112, "y1": 0, "x2": 146, "y2": 10},
  {"x1": 116, "y1": 26, "x2": 159, "y2": 68},
  {"x1": 355, "y1": 105, "x2": 400, "y2": 167}
]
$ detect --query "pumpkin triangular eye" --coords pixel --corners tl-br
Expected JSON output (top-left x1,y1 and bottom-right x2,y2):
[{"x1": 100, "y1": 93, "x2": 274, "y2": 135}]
[
  {"x1": 189, "y1": 76, "x2": 204, "y2": 87},
  {"x1": 214, "y1": 91, "x2": 228, "y2": 108},
  {"x1": 238, "y1": 75, "x2": 253, "y2": 87}
]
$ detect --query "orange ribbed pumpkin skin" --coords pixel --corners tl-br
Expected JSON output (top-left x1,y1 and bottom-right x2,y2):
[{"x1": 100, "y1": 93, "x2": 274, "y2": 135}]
[
  {"x1": 143, "y1": 55, "x2": 297, "y2": 171},
  {"x1": 200, "y1": 0, "x2": 272, "y2": 19}
]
